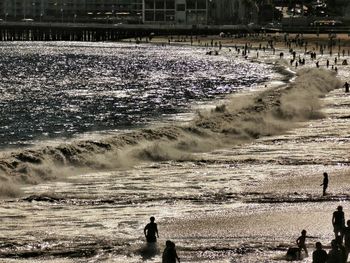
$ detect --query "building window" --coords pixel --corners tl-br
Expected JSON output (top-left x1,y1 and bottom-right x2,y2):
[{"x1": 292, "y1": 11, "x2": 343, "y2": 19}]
[
  {"x1": 145, "y1": 10, "x2": 154, "y2": 20},
  {"x1": 176, "y1": 4, "x2": 185, "y2": 11},
  {"x1": 145, "y1": 0, "x2": 154, "y2": 9},
  {"x1": 197, "y1": 0, "x2": 206, "y2": 9},
  {"x1": 166, "y1": 10, "x2": 175, "y2": 21},
  {"x1": 187, "y1": 0, "x2": 195, "y2": 9},
  {"x1": 155, "y1": 0, "x2": 165, "y2": 9},
  {"x1": 166, "y1": 1, "x2": 175, "y2": 9},
  {"x1": 155, "y1": 10, "x2": 165, "y2": 21}
]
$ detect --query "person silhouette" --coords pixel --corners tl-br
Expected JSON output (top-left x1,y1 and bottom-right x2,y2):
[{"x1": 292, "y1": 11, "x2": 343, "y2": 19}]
[
  {"x1": 162, "y1": 240, "x2": 180, "y2": 263},
  {"x1": 144, "y1": 216, "x2": 159, "y2": 243},
  {"x1": 296, "y1": 229, "x2": 309, "y2": 257},
  {"x1": 320, "y1": 172, "x2": 329, "y2": 196},
  {"x1": 312, "y1": 242, "x2": 328, "y2": 263},
  {"x1": 343, "y1": 220, "x2": 350, "y2": 261},
  {"x1": 344, "y1": 82, "x2": 350, "y2": 93},
  {"x1": 328, "y1": 239, "x2": 342, "y2": 263},
  {"x1": 336, "y1": 236, "x2": 347, "y2": 263},
  {"x1": 333, "y1": 206, "x2": 345, "y2": 240}
]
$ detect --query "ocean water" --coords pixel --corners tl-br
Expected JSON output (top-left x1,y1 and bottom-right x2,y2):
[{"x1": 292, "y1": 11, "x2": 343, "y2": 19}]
[
  {"x1": 0, "y1": 41, "x2": 349, "y2": 263},
  {"x1": 0, "y1": 42, "x2": 271, "y2": 148}
]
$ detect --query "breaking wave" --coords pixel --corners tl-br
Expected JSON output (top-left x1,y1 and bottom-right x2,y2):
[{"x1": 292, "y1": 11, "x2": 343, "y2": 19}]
[{"x1": 0, "y1": 68, "x2": 341, "y2": 197}]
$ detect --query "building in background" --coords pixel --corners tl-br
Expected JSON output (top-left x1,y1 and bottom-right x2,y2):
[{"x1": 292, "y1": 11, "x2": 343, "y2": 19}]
[
  {"x1": 0, "y1": 0, "x2": 143, "y2": 23},
  {"x1": 143, "y1": 0, "x2": 207, "y2": 24},
  {"x1": 0, "y1": 0, "x2": 262, "y2": 25},
  {"x1": 208, "y1": 0, "x2": 258, "y2": 25},
  {"x1": 142, "y1": 0, "x2": 258, "y2": 25}
]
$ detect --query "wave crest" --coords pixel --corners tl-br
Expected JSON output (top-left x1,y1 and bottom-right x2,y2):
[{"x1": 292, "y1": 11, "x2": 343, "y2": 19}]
[{"x1": 0, "y1": 68, "x2": 341, "y2": 197}]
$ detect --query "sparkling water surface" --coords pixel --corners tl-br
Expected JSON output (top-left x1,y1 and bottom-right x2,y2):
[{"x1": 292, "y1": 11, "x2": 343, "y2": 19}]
[
  {"x1": 0, "y1": 42, "x2": 272, "y2": 148},
  {"x1": 0, "y1": 42, "x2": 349, "y2": 263}
]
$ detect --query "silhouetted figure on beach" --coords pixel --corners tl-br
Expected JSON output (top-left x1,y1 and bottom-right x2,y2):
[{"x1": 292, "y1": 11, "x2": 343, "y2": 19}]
[
  {"x1": 312, "y1": 242, "x2": 328, "y2": 263},
  {"x1": 343, "y1": 220, "x2": 350, "y2": 261},
  {"x1": 320, "y1": 172, "x2": 328, "y2": 196},
  {"x1": 333, "y1": 206, "x2": 345, "y2": 240},
  {"x1": 336, "y1": 236, "x2": 347, "y2": 263},
  {"x1": 162, "y1": 240, "x2": 180, "y2": 263},
  {"x1": 328, "y1": 239, "x2": 342, "y2": 263},
  {"x1": 344, "y1": 82, "x2": 349, "y2": 93},
  {"x1": 297, "y1": 229, "x2": 309, "y2": 257},
  {"x1": 144, "y1": 216, "x2": 159, "y2": 243}
]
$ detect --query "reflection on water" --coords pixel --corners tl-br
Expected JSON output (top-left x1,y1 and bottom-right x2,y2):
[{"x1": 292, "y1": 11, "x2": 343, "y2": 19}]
[
  {"x1": 0, "y1": 42, "x2": 272, "y2": 148},
  {"x1": 0, "y1": 42, "x2": 349, "y2": 262},
  {"x1": 0, "y1": 84, "x2": 349, "y2": 262}
]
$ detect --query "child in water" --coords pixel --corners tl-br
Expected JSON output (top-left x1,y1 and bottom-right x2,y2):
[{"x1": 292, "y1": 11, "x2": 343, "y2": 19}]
[{"x1": 297, "y1": 229, "x2": 309, "y2": 257}]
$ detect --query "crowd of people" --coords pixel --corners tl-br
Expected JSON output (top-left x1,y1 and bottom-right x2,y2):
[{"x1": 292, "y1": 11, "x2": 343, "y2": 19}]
[
  {"x1": 143, "y1": 172, "x2": 349, "y2": 263},
  {"x1": 140, "y1": 34, "x2": 350, "y2": 262},
  {"x1": 144, "y1": 206, "x2": 350, "y2": 263},
  {"x1": 289, "y1": 205, "x2": 350, "y2": 263}
]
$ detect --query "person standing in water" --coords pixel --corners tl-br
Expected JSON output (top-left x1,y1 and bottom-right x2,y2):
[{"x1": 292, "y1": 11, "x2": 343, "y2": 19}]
[
  {"x1": 297, "y1": 229, "x2": 309, "y2": 257},
  {"x1": 162, "y1": 240, "x2": 180, "y2": 263},
  {"x1": 312, "y1": 242, "x2": 328, "y2": 263},
  {"x1": 320, "y1": 172, "x2": 329, "y2": 196},
  {"x1": 144, "y1": 216, "x2": 159, "y2": 243},
  {"x1": 343, "y1": 220, "x2": 350, "y2": 261},
  {"x1": 328, "y1": 239, "x2": 342, "y2": 263},
  {"x1": 333, "y1": 206, "x2": 345, "y2": 240}
]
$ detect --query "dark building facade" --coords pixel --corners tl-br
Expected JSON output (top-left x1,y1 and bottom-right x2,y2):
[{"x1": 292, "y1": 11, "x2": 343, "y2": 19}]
[
  {"x1": 0, "y1": 0, "x2": 260, "y2": 24},
  {"x1": 0, "y1": 0, "x2": 143, "y2": 23},
  {"x1": 143, "y1": 0, "x2": 208, "y2": 24}
]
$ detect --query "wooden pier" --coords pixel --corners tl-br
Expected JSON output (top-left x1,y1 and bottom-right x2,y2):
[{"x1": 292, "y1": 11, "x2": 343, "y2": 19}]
[
  {"x1": 0, "y1": 22, "x2": 349, "y2": 41},
  {"x1": 0, "y1": 22, "x2": 257, "y2": 41}
]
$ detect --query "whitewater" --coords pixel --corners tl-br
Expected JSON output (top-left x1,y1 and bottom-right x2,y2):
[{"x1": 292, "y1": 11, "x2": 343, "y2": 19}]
[{"x1": 0, "y1": 40, "x2": 349, "y2": 263}]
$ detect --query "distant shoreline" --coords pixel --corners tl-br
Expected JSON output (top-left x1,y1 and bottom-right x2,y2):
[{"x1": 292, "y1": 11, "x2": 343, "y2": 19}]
[{"x1": 139, "y1": 33, "x2": 350, "y2": 56}]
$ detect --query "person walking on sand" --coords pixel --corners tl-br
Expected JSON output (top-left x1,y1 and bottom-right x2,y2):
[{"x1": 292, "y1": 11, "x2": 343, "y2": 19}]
[
  {"x1": 320, "y1": 172, "x2": 329, "y2": 196},
  {"x1": 162, "y1": 240, "x2": 180, "y2": 263},
  {"x1": 333, "y1": 206, "x2": 345, "y2": 240},
  {"x1": 297, "y1": 229, "x2": 309, "y2": 257},
  {"x1": 312, "y1": 242, "x2": 328, "y2": 263},
  {"x1": 344, "y1": 82, "x2": 349, "y2": 93},
  {"x1": 144, "y1": 216, "x2": 159, "y2": 243}
]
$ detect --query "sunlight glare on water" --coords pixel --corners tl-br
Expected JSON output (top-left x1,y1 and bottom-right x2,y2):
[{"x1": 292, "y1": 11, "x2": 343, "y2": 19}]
[{"x1": 0, "y1": 41, "x2": 349, "y2": 262}]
